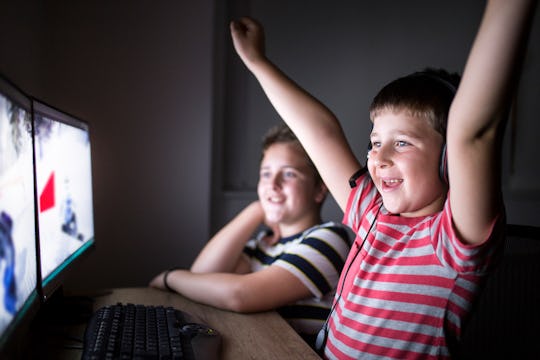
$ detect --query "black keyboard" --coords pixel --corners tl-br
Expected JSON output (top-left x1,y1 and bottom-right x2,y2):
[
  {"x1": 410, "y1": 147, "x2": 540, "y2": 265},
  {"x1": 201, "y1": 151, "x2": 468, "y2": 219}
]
[{"x1": 82, "y1": 303, "x2": 221, "y2": 360}]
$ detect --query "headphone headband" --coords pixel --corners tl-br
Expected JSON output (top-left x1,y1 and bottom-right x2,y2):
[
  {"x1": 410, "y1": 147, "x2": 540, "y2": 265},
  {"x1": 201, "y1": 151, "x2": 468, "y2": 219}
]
[{"x1": 409, "y1": 71, "x2": 458, "y2": 95}]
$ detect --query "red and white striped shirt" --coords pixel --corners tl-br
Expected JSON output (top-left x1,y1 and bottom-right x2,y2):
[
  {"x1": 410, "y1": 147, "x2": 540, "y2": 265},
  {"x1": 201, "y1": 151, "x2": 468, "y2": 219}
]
[{"x1": 324, "y1": 171, "x2": 504, "y2": 359}]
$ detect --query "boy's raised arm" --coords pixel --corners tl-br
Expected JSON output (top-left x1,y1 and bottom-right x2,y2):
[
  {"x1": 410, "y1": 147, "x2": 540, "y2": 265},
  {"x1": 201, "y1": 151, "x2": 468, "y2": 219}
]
[
  {"x1": 447, "y1": 0, "x2": 537, "y2": 244},
  {"x1": 230, "y1": 17, "x2": 361, "y2": 211},
  {"x1": 190, "y1": 201, "x2": 264, "y2": 274}
]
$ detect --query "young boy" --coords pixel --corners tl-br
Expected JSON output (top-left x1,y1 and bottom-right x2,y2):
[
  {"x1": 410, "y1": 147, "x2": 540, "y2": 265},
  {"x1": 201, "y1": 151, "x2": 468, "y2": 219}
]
[
  {"x1": 150, "y1": 124, "x2": 350, "y2": 346},
  {"x1": 230, "y1": 0, "x2": 537, "y2": 358}
]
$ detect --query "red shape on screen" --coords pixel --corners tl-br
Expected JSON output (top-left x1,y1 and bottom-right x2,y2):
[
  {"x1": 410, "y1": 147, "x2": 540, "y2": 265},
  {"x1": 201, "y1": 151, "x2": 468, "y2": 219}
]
[{"x1": 40, "y1": 171, "x2": 55, "y2": 212}]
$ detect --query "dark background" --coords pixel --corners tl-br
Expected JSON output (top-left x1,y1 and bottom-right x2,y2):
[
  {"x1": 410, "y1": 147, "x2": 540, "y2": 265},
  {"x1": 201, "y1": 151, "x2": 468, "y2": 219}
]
[{"x1": 1, "y1": 0, "x2": 539, "y2": 293}]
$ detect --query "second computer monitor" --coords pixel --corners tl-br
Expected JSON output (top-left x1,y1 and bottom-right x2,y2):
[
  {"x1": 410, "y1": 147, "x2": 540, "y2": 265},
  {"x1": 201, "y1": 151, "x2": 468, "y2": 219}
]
[{"x1": 32, "y1": 99, "x2": 95, "y2": 301}]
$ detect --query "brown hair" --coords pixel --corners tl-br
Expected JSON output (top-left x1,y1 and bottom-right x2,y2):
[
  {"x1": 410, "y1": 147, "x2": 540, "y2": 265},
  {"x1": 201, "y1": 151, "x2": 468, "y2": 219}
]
[
  {"x1": 261, "y1": 124, "x2": 322, "y2": 184},
  {"x1": 369, "y1": 68, "x2": 460, "y2": 138}
]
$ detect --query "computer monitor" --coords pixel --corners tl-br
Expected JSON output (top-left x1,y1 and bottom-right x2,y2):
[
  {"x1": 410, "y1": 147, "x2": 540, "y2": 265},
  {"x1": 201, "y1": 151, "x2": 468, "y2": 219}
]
[
  {"x1": 0, "y1": 75, "x2": 40, "y2": 355},
  {"x1": 32, "y1": 99, "x2": 95, "y2": 302}
]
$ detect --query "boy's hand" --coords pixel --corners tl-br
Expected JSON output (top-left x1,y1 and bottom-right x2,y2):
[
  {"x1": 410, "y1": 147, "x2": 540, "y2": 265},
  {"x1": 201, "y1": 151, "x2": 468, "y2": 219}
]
[
  {"x1": 263, "y1": 225, "x2": 281, "y2": 245},
  {"x1": 149, "y1": 271, "x2": 166, "y2": 290},
  {"x1": 230, "y1": 17, "x2": 266, "y2": 69},
  {"x1": 262, "y1": 221, "x2": 281, "y2": 246}
]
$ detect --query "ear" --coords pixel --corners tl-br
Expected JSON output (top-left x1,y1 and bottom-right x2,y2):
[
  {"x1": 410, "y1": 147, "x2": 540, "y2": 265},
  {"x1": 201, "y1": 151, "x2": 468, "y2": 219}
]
[{"x1": 314, "y1": 182, "x2": 328, "y2": 204}]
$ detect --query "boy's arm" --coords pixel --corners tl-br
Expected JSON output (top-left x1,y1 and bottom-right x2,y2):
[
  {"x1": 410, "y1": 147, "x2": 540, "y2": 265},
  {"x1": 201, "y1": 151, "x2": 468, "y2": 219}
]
[
  {"x1": 190, "y1": 201, "x2": 264, "y2": 274},
  {"x1": 447, "y1": 0, "x2": 537, "y2": 244},
  {"x1": 231, "y1": 18, "x2": 361, "y2": 211},
  {"x1": 149, "y1": 266, "x2": 312, "y2": 313}
]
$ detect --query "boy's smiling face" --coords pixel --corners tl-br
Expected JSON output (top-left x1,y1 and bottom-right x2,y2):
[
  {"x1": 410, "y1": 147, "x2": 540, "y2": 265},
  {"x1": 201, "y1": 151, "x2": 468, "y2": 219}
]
[
  {"x1": 257, "y1": 142, "x2": 326, "y2": 234},
  {"x1": 368, "y1": 109, "x2": 447, "y2": 217}
]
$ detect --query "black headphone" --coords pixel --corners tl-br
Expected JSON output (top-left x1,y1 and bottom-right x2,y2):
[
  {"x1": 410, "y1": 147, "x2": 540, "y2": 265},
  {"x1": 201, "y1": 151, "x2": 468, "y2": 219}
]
[{"x1": 366, "y1": 71, "x2": 457, "y2": 185}]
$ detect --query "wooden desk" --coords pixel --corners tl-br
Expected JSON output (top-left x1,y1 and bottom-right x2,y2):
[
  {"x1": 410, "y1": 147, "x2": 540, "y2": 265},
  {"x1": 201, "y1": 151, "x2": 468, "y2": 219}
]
[
  {"x1": 36, "y1": 287, "x2": 321, "y2": 359},
  {"x1": 93, "y1": 287, "x2": 320, "y2": 359}
]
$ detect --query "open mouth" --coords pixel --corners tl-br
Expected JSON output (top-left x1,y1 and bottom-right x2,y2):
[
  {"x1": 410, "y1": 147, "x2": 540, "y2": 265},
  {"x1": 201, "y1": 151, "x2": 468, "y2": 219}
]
[
  {"x1": 267, "y1": 196, "x2": 285, "y2": 204},
  {"x1": 382, "y1": 178, "x2": 403, "y2": 190}
]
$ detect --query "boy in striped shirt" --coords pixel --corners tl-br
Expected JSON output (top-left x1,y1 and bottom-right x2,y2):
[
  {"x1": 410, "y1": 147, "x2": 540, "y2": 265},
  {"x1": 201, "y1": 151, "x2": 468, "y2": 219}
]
[
  {"x1": 230, "y1": 0, "x2": 537, "y2": 358},
  {"x1": 150, "y1": 125, "x2": 350, "y2": 346}
]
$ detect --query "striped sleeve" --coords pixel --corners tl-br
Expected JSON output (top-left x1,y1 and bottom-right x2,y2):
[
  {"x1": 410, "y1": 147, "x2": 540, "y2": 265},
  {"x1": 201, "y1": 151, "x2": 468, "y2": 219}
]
[
  {"x1": 273, "y1": 223, "x2": 350, "y2": 299},
  {"x1": 433, "y1": 194, "x2": 506, "y2": 275}
]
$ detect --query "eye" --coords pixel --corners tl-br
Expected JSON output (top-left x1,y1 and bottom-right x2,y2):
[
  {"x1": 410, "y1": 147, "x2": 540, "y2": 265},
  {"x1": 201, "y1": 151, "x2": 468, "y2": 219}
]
[
  {"x1": 259, "y1": 170, "x2": 271, "y2": 179},
  {"x1": 371, "y1": 141, "x2": 381, "y2": 149},
  {"x1": 283, "y1": 170, "x2": 298, "y2": 178},
  {"x1": 395, "y1": 140, "x2": 409, "y2": 147}
]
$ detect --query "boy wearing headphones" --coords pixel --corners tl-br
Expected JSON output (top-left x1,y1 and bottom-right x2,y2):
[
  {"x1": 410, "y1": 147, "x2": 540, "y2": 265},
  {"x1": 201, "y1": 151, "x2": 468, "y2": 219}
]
[{"x1": 230, "y1": 0, "x2": 537, "y2": 358}]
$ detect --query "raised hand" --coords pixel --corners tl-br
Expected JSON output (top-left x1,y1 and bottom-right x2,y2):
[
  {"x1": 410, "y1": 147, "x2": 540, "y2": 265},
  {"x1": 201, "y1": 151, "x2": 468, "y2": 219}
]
[{"x1": 230, "y1": 17, "x2": 267, "y2": 70}]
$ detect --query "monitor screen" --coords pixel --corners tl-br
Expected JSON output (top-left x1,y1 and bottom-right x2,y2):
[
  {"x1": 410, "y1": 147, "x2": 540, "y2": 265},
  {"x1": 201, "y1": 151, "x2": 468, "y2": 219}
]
[
  {"x1": 32, "y1": 99, "x2": 95, "y2": 301},
  {"x1": 0, "y1": 75, "x2": 40, "y2": 353}
]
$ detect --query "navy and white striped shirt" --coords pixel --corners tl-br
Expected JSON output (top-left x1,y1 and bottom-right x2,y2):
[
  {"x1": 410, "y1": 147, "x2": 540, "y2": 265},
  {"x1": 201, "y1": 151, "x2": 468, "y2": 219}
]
[{"x1": 244, "y1": 222, "x2": 350, "y2": 336}]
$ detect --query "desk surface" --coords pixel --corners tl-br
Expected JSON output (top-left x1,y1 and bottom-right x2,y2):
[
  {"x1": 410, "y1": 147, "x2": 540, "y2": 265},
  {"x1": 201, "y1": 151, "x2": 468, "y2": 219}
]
[
  {"x1": 94, "y1": 287, "x2": 320, "y2": 359},
  {"x1": 36, "y1": 287, "x2": 321, "y2": 359}
]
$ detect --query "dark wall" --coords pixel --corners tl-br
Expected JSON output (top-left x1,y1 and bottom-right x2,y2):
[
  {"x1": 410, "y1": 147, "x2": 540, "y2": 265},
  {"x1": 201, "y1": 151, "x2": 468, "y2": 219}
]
[
  {"x1": 1, "y1": 0, "x2": 216, "y2": 291},
  {"x1": 214, "y1": 0, "x2": 540, "y2": 231},
  {"x1": 1, "y1": 0, "x2": 539, "y2": 294}
]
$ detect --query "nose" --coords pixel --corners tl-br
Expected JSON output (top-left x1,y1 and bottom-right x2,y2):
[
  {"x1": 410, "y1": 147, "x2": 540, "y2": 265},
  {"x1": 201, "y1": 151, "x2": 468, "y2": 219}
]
[
  {"x1": 369, "y1": 145, "x2": 393, "y2": 168},
  {"x1": 268, "y1": 173, "x2": 283, "y2": 189}
]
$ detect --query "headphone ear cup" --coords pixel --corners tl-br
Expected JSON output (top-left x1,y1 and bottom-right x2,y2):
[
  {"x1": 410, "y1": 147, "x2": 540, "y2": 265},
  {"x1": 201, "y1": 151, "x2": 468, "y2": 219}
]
[{"x1": 439, "y1": 144, "x2": 448, "y2": 185}]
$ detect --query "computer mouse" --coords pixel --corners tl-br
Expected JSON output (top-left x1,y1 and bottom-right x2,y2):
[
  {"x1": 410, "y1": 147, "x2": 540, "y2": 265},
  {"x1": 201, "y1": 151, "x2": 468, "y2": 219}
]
[
  {"x1": 181, "y1": 323, "x2": 219, "y2": 337},
  {"x1": 182, "y1": 323, "x2": 221, "y2": 360}
]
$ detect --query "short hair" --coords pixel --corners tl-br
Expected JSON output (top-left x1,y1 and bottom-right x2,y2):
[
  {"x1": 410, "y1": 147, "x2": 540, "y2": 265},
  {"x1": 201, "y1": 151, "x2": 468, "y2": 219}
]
[
  {"x1": 369, "y1": 68, "x2": 461, "y2": 138},
  {"x1": 261, "y1": 124, "x2": 323, "y2": 184}
]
